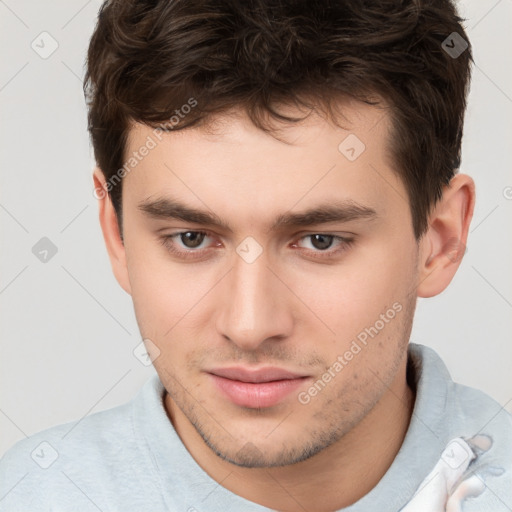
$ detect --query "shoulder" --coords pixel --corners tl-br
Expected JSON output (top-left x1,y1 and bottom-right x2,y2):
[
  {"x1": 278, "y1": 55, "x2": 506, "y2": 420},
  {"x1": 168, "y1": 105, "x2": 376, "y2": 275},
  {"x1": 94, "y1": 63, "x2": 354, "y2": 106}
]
[
  {"x1": 411, "y1": 343, "x2": 512, "y2": 446},
  {"x1": 2, "y1": 398, "x2": 134, "y2": 466},
  {"x1": 409, "y1": 343, "x2": 512, "y2": 508},
  {"x1": 448, "y1": 378, "x2": 512, "y2": 476},
  {"x1": 0, "y1": 379, "x2": 159, "y2": 511}
]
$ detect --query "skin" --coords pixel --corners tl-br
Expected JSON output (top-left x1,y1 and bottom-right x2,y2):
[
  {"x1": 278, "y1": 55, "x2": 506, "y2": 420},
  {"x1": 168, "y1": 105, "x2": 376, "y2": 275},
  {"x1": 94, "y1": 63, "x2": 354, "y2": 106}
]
[{"x1": 94, "y1": 99, "x2": 475, "y2": 512}]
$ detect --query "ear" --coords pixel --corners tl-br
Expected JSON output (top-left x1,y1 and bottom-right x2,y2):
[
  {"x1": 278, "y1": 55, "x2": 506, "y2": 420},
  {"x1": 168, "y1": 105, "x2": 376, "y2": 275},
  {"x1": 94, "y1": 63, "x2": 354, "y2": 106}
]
[
  {"x1": 93, "y1": 168, "x2": 132, "y2": 295},
  {"x1": 417, "y1": 173, "x2": 475, "y2": 298}
]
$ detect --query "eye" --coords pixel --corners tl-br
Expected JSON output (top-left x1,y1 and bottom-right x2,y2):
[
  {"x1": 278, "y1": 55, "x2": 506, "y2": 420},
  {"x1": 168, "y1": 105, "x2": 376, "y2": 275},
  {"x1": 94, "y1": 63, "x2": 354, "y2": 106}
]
[
  {"x1": 174, "y1": 231, "x2": 209, "y2": 249},
  {"x1": 160, "y1": 230, "x2": 216, "y2": 259},
  {"x1": 298, "y1": 234, "x2": 339, "y2": 251},
  {"x1": 293, "y1": 234, "x2": 354, "y2": 259}
]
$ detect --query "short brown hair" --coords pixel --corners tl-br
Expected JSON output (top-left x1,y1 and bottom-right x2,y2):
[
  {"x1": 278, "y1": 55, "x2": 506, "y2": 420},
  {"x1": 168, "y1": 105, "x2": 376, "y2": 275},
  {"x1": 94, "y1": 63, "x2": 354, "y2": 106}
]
[{"x1": 84, "y1": 0, "x2": 472, "y2": 239}]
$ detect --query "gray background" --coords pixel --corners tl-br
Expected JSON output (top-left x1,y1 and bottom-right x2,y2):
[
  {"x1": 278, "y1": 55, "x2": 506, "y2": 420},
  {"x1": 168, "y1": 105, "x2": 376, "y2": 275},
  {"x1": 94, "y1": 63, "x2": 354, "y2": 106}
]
[{"x1": 1, "y1": 0, "x2": 511, "y2": 457}]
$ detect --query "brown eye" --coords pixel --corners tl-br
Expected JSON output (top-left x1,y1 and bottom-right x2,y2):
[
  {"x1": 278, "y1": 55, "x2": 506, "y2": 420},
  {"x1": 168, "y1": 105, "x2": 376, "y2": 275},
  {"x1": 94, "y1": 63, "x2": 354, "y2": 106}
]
[
  {"x1": 179, "y1": 231, "x2": 207, "y2": 249},
  {"x1": 160, "y1": 230, "x2": 216, "y2": 261},
  {"x1": 308, "y1": 234, "x2": 335, "y2": 251},
  {"x1": 293, "y1": 234, "x2": 355, "y2": 261}
]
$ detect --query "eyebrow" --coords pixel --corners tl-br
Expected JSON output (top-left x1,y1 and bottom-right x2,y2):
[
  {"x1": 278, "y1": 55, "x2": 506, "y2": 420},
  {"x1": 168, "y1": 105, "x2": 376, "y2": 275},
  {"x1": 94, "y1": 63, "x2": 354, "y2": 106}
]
[{"x1": 138, "y1": 197, "x2": 378, "y2": 232}]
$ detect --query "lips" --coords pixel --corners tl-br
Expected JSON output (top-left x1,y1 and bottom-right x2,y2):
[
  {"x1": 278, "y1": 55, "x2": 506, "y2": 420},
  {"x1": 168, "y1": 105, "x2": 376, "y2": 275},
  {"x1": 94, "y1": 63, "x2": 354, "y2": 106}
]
[
  {"x1": 208, "y1": 366, "x2": 308, "y2": 383},
  {"x1": 207, "y1": 366, "x2": 311, "y2": 408}
]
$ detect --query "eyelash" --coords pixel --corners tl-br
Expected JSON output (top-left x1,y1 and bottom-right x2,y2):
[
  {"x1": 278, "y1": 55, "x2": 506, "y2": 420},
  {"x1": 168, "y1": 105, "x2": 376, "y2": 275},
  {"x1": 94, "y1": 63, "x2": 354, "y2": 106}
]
[{"x1": 159, "y1": 230, "x2": 355, "y2": 261}]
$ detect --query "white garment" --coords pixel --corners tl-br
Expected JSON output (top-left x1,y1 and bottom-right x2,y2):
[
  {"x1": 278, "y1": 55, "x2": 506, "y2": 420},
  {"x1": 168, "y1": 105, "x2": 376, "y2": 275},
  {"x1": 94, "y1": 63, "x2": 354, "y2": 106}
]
[{"x1": 400, "y1": 435, "x2": 505, "y2": 512}]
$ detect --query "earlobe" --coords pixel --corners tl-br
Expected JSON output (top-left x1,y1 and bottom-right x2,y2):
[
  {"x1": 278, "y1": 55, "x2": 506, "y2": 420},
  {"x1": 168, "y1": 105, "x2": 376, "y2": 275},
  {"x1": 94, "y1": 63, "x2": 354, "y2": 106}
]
[
  {"x1": 417, "y1": 174, "x2": 475, "y2": 298},
  {"x1": 93, "y1": 168, "x2": 132, "y2": 295}
]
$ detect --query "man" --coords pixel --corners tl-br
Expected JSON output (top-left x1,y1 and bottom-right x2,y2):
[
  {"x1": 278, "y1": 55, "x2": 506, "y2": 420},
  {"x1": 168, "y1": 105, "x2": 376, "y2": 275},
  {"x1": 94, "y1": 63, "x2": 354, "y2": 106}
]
[{"x1": 1, "y1": 0, "x2": 510, "y2": 511}]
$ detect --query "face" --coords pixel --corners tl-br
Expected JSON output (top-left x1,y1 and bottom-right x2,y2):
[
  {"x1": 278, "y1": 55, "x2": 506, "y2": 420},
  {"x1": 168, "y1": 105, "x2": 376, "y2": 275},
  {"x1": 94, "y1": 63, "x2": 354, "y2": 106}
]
[{"x1": 119, "y1": 101, "x2": 420, "y2": 468}]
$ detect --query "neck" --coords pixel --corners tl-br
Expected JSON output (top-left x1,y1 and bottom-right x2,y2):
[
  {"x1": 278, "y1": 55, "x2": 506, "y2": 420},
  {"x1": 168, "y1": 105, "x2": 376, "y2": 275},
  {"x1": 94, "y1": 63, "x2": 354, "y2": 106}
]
[{"x1": 166, "y1": 357, "x2": 415, "y2": 512}]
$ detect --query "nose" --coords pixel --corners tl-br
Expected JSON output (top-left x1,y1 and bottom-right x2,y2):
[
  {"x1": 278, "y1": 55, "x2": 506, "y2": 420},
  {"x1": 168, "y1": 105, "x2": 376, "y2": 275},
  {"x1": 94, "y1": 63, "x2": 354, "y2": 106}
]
[{"x1": 215, "y1": 248, "x2": 294, "y2": 351}]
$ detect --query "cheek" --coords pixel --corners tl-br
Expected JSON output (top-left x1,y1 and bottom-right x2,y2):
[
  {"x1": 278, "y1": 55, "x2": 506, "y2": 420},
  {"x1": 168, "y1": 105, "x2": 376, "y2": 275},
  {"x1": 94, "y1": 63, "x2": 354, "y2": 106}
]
[
  {"x1": 292, "y1": 242, "x2": 414, "y2": 335},
  {"x1": 292, "y1": 240, "x2": 416, "y2": 387},
  {"x1": 123, "y1": 237, "x2": 195, "y2": 340},
  {"x1": 124, "y1": 220, "x2": 205, "y2": 300}
]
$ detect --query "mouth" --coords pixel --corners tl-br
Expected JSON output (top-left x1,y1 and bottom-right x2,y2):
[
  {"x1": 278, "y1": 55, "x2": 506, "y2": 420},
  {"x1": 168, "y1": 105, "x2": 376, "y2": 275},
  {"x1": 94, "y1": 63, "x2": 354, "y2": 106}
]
[{"x1": 207, "y1": 366, "x2": 311, "y2": 408}]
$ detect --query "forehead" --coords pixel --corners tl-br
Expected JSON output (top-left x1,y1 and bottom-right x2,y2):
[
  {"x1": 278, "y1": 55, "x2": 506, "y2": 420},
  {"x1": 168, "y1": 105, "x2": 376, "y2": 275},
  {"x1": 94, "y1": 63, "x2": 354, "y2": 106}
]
[{"x1": 122, "y1": 101, "x2": 406, "y2": 230}]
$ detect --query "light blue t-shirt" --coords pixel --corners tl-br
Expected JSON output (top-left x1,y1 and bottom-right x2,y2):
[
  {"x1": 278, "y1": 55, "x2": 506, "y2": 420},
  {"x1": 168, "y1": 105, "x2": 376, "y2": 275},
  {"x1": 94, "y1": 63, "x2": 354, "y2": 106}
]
[{"x1": 0, "y1": 344, "x2": 511, "y2": 511}]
